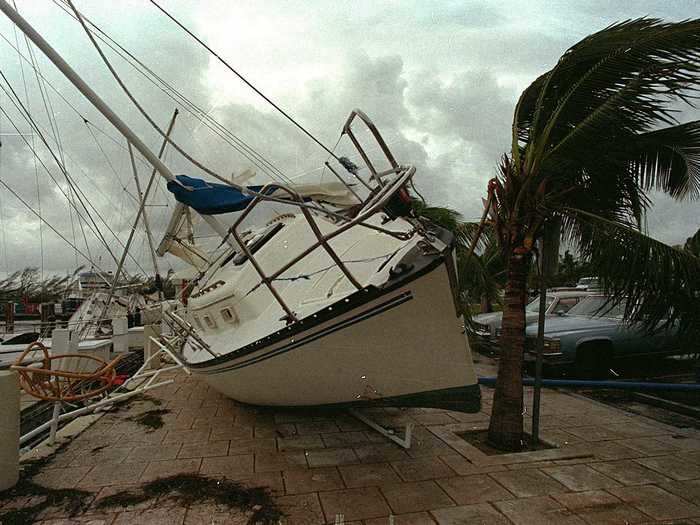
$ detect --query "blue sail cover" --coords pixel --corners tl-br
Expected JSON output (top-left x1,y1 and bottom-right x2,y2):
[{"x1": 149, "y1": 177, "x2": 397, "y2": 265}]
[{"x1": 167, "y1": 175, "x2": 265, "y2": 215}]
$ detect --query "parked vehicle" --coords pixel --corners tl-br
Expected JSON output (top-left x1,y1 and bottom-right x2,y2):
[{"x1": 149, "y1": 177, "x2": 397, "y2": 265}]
[
  {"x1": 471, "y1": 290, "x2": 593, "y2": 351},
  {"x1": 523, "y1": 295, "x2": 682, "y2": 378},
  {"x1": 576, "y1": 276, "x2": 600, "y2": 290}
]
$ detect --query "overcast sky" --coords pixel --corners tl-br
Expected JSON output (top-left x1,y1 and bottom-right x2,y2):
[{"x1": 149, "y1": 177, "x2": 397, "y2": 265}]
[{"x1": 0, "y1": 0, "x2": 698, "y2": 278}]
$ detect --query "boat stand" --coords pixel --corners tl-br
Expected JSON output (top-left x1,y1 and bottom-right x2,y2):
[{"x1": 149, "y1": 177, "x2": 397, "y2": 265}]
[
  {"x1": 18, "y1": 339, "x2": 188, "y2": 447},
  {"x1": 348, "y1": 408, "x2": 414, "y2": 449}
]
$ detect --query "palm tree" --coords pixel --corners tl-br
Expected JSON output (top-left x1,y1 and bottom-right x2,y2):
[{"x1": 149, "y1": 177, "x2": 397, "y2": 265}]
[
  {"x1": 412, "y1": 201, "x2": 505, "y2": 313},
  {"x1": 484, "y1": 19, "x2": 700, "y2": 451}
]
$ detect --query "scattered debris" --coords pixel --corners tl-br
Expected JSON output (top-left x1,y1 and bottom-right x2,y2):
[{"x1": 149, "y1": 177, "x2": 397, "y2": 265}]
[
  {"x1": 96, "y1": 474, "x2": 284, "y2": 524},
  {"x1": 125, "y1": 408, "x2": 171, "y2": 431},
  {"x1": 0, "y1": 444, "x2": 91, "y2": 524}
]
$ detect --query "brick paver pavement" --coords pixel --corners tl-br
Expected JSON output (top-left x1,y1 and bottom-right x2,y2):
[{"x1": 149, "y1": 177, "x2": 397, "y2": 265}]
[{"x1": 2, "y1": 357, "x2": 699, "y2": 525}]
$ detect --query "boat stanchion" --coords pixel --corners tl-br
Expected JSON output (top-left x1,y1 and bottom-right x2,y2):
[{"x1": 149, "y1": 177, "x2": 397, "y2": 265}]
[{"x1": 348, "y1": 408, "x2": 414, "y2": 449}]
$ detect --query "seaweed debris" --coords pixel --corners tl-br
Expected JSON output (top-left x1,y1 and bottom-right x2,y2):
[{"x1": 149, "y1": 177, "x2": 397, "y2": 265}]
[
  {"x1": 125, "y1": 408, "x2": 171, "y2": 431},
  {"x1": 96, "y1": 474, "x2": 284, "y2": 524},
  {"x1": 0, "y1": 443, "x2": 91, "y2": 525}
]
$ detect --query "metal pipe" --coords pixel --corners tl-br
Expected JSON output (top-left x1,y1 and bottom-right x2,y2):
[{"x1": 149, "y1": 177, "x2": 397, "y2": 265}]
[
  {"x1": 478, "y1": 376, "x2": 700, "y2": 391},
  {"x1": 0, "y1": 0, "x2": 179, "y2": 183}
]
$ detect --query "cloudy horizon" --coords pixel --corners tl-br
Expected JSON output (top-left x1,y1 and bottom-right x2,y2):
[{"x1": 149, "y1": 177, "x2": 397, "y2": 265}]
[{"x1": 0, "y1": 0, "x2": 697, "y2": 278}]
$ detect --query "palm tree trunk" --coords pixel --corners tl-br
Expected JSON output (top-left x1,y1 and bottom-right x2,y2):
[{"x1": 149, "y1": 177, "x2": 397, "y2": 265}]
[{"x1": 487, "y1": 250, "x2": 529, "y2": 451}]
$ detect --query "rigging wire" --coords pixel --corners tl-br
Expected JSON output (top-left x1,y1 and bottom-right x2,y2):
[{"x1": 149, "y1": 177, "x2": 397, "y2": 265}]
[
  {"x1": 149, "y1": 0, "x2": 341, "y2": 163},
  {"x1": 11, "y1": 12, "x2": 44, "y2": 282},
  {"x1": 0, "y1": 93, "x2": 9, "y2": 276},
  {"x1": 53, "y1": 0, "x2": 294, "y2": 185},
  {"x1": 0, "y1": 75, "x2": 150, "y2": 276},
  {"x1": 66, "y1": 0, "x2": 292, "y2": 191}
]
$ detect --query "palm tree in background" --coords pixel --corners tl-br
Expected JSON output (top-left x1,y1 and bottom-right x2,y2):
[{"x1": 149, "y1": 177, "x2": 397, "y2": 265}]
[{"x1": 481, "y1": 19, "x2": 700, "y2": 451}]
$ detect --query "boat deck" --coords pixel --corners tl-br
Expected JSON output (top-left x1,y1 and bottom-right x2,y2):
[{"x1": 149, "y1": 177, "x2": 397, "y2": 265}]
[{"x1": 3, "y1": 357, "x2": 700, "y2": 524}]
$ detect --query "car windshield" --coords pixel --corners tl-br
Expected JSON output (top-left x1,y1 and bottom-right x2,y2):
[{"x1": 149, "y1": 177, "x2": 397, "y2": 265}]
[
  {"x1": 525, "y1": 295, "x2": 554, "y2": 313},
  {"x1": 566, "y1": 296, "x2": 625, "y2": 318}
]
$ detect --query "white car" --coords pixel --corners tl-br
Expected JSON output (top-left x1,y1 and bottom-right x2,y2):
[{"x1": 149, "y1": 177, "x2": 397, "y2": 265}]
[{"x1": 471, "y1": 290, "x2": 594, "y2": 350}]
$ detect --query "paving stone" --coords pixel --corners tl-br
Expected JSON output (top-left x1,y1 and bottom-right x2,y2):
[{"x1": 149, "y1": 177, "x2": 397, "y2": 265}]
[
  {"x1": 209, "y1": 425, "x2": 254, "y2": 441},
  {"x1": 321, "y1": 431, "x2": 370, "y2": 448},
  {"x1": 176, "y1": 440, "x2": 229, "y2": 459},
  {"x1": 318, "y1": 487, "x2": 392, "y2": 522},
  {"x1": 562, "y1": 426, "x2": 625, "y2": 442},
  {"x1": 227, "y1": 438, "x2": 277, "y2": 455},
  {"x1": 283, "y1": 467, "x2": 345, "y2": 494},
  {"x1": 139, "y1": 458, "x2": 202, "y2": 482},
  {"x1": 37, "y1": 512, "x2": 118, "y2": 524},
  {"x1": 354, "y1": 443, "x2": 410, "y2": 463},
  {"x1": 494, "y1": 495, "x2": 587, "y2": 525},
  {"x1": 552, "y1": 490, "x2": 648, "y2": 525},
  {"x1": 655, "y1": 433, "x2": 700, "y2": 451},
  {"x1": 32, "y1": 465, "x2": 92, "y2": 489},
  {"x1": 636, "y1": 455, "x2": 700, "y2": 481},
  {"x1": 605, "y1": 421, "x2": 669, "y2": 438},
  {"x1": 77, "y1": 463, "x2": 147, "y2": 489},
  {"x1": 68, "y1": 446, "x2": 133, "y2": 467},
  {"x1": 381, "y1": 480, "x2": 455, "y2": 514},
  {"x1": 364, "y1": 511, "x2": 436, "y2": 524},
  {"x1": 542, "y1": 465, "x2": 620, "y2": 491},
  {"x1": 236, "y1": 471, "x2": 285, "y2": 495},
  {"x1": 411, "y1": 412, "x2": 458, "y2": 426},
  {"x1": 489, "y1": 468, "x2": 568, "y2": 497},
  {"x1": 658, "y1": 479, "x2": 700, "y2": 505},
  {"x1": 616, "y1": 437, "x2": 677, "y2": 455},
  {"x1": 183, "y1": 503, "x2": 249, "y2": 524},
  {"x1": 438, "y1": 454, "x2": 507, "y2": 476},
  {"x1": 306, "y1": 447, "x2": 359, "y2": 467},
  {"x1": 391, "y1": 457, "x2": 455, "y2": 482},
  {"x1": 161, "y1": 428, "x2": 210, "y2": 444},
  {"x1": 277, "y1": 434, "x2": 325, "y2": 451},
  {"x1": 112, "y1": 507, "x2": 187, "y2": 525},
  {"x1": 274, "y1": 492, "x2": 325, "y2": 525},
  {"x1": 339, "y1": 462, "x2": 402, "y2": 488},
  {"x1": 295, "y1": 420, "x2": 340, "y2": 434},
  {"x1": 431, "y1": 503, "x2": 511, "y2": 524},
  {"x1": 254, "y1": 451, "x2": 308, "y2": 472},
  {"x1": 586, "y1": 441, "x2": 641, "y2": 461},
  {"x1": 124, "y1": 443, "x2": 182, "y2": 463},
  {"x1": 610, "y1": 484, "x2": 700, "y2": 520},
  {"x1": 200, "y1": 454, "x2": 254, "y2": 478},
  {"x1": 437, "y1": 474, "x2": 513, "y2": 505},
  {"x1": 589, "y1": 459, "x2": 671, "y2": 485}
]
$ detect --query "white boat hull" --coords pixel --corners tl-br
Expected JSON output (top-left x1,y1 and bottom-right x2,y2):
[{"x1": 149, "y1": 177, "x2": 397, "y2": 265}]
[{"x1": 189, "y1": 259, "x2": 480, "y2": 412}]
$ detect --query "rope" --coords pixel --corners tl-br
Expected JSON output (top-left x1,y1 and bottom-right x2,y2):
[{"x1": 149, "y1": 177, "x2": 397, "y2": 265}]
[{"x1": 149, "y1": 0, "x2": 341, "y2": 162}]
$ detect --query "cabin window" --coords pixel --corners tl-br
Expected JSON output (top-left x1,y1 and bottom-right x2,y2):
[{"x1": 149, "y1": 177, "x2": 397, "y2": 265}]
[
  {"x1": 221, "y1": 307, "x2": 237, "y2": 323},
  {"x1": 193, "y1": 317, "x2": 204, "y2": 331},
  {"x1": 204, "y1": 315, "x2": 217, "y2": 329}
]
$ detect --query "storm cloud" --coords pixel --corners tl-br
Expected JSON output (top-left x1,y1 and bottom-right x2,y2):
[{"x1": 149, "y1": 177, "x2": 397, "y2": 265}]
[{"x1": 0, "y1": 0, "x2": 697, "y2": 277}]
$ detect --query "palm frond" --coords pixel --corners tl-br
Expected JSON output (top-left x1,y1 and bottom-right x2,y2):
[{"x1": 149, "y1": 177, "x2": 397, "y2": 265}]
[{"x1": 561, "y1": 207, "x2": 700, "y2": 338}]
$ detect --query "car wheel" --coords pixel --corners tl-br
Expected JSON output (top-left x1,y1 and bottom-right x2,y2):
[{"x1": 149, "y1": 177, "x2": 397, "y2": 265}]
[{"x1": 575, "y1": 342, "x2": 612, "y2": 380}]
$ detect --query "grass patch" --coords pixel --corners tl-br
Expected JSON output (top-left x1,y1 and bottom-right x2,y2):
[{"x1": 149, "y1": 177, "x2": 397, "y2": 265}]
[
  {"x1": 96, "y1": 474, "x2": 283, "y2": 524},
  {"x1": 125, "y1": 408, "x2": 171, "y2": 431}
]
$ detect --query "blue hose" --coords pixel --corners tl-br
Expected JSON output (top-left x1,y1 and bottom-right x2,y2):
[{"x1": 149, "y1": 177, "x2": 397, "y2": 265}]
[{"x1": 478, "y1": 376, "x2": 700, "y2": 392}]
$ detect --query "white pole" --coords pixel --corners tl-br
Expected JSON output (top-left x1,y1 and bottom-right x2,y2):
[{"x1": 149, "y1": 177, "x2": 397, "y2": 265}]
[{"x1": 0, "y1": 0, "x2": 178, "y2": 184}]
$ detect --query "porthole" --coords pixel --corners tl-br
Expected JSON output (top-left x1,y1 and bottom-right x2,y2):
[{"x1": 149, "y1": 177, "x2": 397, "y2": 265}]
[
  {"x1": 204, "y1": 315, "x2": 217, "y2": 329},
  {"x1": 193, "y1": 317, "x2": 204, "y2": 330},
  {"x1": 221, "y1": 307, "x2": 237, "y2": 324}
]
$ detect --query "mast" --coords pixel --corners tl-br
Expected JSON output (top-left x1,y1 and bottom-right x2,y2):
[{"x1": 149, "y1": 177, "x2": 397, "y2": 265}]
[{"x1": 0, "y1": 0, "x2": 179, "y2": 184}]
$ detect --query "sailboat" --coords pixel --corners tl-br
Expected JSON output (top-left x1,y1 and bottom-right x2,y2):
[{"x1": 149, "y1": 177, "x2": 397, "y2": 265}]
[{"x1": 1, "y1": 2, "x2": 481, "y2": 413}]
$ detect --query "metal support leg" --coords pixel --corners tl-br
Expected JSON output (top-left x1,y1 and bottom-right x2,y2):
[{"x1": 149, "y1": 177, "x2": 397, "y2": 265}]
[
  {"x1": 48, "y1": 401, "x2": 61, "y2": 445},
  {"x1": 348, "y1": 409, "x2": 413, "y2": 449}
]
